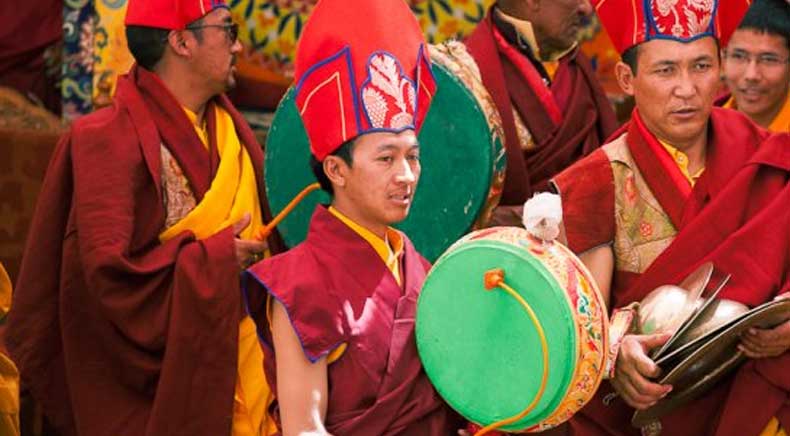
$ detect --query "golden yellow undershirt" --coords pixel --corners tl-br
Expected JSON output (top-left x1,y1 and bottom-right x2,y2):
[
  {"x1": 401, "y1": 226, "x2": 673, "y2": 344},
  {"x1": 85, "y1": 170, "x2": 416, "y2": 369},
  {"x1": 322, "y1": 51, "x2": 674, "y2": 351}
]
[
  {"x1": 724, "y1": 93, "x2": 790, "y2": 133},
  {"x1": 659, "y1": 140, "x2": 705, "y2": 186},
  {"x1": 495, "y1": 8, "x2": 577, "y2": 81},
  {"x1": 328, "y1": 206, "x2": 404, "y2": 285},
  {"x1": 179, "y1": 105, "x2": 272, "y2": 436},
  {"x1": 182, "y1": 106, "x2": 210, "y2": 149}
]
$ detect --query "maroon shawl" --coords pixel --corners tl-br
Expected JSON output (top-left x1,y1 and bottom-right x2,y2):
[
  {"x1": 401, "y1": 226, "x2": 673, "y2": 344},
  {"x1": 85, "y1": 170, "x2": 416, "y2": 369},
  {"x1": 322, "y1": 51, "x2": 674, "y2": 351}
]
[
  {"x1": 5, "y1": 65, "x2": 277, "y2": 436},
  {"x1": 245, "y1": 206, "x2": 460, "y2": 435},
  {"x1": 556, "y1": 108, "x2": 790, "y2": 434},
  {"x1": 465, "y1": 9, "x2": 618, "y2": 205}
]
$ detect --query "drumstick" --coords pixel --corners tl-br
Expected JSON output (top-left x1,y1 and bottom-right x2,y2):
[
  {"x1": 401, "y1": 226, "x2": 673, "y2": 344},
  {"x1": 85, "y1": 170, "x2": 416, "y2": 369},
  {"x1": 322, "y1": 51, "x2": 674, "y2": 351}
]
[{"x1": 255, "y1": 182, "x2": 321, "y2": 241}]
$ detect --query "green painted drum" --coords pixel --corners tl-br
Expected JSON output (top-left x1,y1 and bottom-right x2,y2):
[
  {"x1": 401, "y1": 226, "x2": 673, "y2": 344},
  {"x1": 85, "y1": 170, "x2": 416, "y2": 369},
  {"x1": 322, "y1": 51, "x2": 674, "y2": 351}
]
[
  {"x1": 264, "y1": 60, "x2": 505, "y2": 261},
  {"x1": 416, "y1": 227, "x2": 608, "y2": 432}
]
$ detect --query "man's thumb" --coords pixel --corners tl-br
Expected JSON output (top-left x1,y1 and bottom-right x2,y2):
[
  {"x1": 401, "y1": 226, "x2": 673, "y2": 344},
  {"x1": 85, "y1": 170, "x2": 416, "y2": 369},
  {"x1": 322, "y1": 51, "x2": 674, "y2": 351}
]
[
  {"x1": 641, "y1": 332, "x2": 672, "y2": 351},
  {"x1": 232, "y1": 212, "x2": 252, "y2": 236}
]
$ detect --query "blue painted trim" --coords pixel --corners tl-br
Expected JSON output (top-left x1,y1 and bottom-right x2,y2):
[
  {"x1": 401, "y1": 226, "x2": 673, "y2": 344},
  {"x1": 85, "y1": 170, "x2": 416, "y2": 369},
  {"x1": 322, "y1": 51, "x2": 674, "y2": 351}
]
[
  {"x1": 294, "y1": 45, "x2": 352, "y2": 94},
  {"x1": 345, "y1": 46, "x2": 363, "y2": 134},
  {"x1": 359, "y1": 50, "x2": 418, "y2": 130},
  {"x1": 642, "y1": 0, "x2": 719, "y2": 44}
]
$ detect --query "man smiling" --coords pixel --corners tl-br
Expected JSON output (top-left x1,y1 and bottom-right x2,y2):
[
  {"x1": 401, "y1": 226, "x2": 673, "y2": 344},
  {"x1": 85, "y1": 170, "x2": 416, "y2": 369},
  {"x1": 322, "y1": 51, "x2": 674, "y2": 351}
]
[
  {"x1": 722, "y1": 0, "x2": 790, "y2": 132},
  {"x1": 552, "y1": 0, "x2": 790, "y2": 434}
]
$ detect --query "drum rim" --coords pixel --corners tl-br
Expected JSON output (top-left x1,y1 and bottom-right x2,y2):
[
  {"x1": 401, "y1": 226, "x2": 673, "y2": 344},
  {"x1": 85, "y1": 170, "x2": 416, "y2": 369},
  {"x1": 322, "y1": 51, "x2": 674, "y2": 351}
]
[
  {"x1": 263, "y1": 62, "x2": 501, "y2": 260},
  {"x1": 416, "y1": 237, "x2": 580, "y2": 430}
]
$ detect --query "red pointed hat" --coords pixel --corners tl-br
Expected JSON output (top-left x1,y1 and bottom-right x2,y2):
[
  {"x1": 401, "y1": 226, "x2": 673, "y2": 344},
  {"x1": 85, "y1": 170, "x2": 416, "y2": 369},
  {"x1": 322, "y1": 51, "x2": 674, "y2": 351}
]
[
  {"x1": 293, "y1": 0, "x2": 436, "y2": 161},
  {"x1": 125, "y1": 0, "x2": 228, "y2": 30},
  {"x1": 594, "y1": 0, "x2": 752, "y2": 54}
]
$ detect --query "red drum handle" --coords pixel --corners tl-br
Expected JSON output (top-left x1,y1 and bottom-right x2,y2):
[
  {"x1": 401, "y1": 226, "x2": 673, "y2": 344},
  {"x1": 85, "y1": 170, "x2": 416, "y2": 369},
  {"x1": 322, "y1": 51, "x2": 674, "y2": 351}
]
[{"x1": 474, "y1": 269, "x2": 550, "y2": 436}]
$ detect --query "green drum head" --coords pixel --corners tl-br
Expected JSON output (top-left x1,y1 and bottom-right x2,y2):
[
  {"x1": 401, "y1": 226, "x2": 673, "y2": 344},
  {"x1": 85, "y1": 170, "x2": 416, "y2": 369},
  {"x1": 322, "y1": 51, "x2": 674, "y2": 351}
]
[
  {"x1": 264, "y1": 62, "x2": 501, "y2": 261},
  {"x1": 416, "y1": 239, "x2": 578, "y2": 431}
]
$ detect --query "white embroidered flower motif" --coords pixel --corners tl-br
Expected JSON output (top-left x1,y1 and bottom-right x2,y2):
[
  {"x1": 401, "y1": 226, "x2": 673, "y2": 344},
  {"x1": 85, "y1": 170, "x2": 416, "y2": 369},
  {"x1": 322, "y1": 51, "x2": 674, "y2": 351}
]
[
  {"x1": 684, "y1": 6, "x2": 712, "y2": 35},
  {"x1": 362, "y1": 54, "x2": 415, "y2": 129},
  {"x1": 687, "y1": 0, "x2": 713, "y2": 12},
  {"x1": 654, "y1": 0, "x2": 680, "y2": 16}
]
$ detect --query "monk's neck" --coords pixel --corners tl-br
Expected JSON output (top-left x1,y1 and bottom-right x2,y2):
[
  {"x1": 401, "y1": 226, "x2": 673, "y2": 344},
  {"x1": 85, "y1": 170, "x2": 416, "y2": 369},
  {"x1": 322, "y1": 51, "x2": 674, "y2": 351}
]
[
  {"x1": 748, "y1": 90, "x2": 788, "y2": 128},
  {"x1": 154, "y1": 68, "x2": 212, "y2": 124},
  {"x1": 330, "y1": 199, "x2": 388, "y2": 240},
  {"x1": 666, "y1": 130, "x2": 708, "y2": 174}
]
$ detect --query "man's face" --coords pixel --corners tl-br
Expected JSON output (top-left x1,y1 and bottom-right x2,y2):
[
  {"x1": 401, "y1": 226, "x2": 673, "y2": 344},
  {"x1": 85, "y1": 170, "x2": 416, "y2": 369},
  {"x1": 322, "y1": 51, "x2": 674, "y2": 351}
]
[
  {"x1": 723, "y1": 28, "x2": 790, "y2": 124},
  {"x1": 334, "y1": 130, "x2": 421, "y2": 232},
  {"x1": 627, "y1": 37, "x2": 721, "y2": 147},
  {"x1": 520, "y1": 0, "x2": 593, "y2": 53},
  {"x1": 189, "y1": 8, "x2": 242, "y2": 94}
]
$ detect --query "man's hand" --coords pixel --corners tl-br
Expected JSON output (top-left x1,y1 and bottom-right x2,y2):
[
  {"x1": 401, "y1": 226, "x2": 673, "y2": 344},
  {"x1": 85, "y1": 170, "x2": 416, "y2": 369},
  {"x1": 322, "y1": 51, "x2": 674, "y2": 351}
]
[
  {"x1": 232, "y1": 213, "x2": 267, "y2": 269},
  {"x1": 611, "y1": 333, "x2": 672, "y2": 410},
  {"x1": 739, "y1": 319, "x2": 790, "y2": 359}
]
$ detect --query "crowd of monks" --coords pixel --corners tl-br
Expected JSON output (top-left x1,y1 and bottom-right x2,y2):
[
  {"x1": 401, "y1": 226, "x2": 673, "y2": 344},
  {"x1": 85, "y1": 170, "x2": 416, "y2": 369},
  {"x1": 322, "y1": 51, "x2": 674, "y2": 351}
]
[{"x1": 1, "y1": 0, "x2": 789, "y2": 435}]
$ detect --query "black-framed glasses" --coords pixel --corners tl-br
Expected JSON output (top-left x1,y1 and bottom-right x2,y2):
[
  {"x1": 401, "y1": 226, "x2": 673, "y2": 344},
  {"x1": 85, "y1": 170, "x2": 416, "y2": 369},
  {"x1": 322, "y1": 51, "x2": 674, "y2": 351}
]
[
  {"x1": 185, "y1": 22, "x2": 239, "y2": 43},
  {"x1": 725, "y1": 49, "x2": 789, "y2": 69}
]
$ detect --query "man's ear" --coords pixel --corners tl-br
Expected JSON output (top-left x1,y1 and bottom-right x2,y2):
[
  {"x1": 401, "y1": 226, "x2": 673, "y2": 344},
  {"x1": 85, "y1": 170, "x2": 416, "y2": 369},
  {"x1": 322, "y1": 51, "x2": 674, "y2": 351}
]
[
  {"x1": 323, "y1": 156, "x2": 348, "y2": 189},
  {"x1": 168, "y1": 30, "x2": 192, "y2": 58},
  {"x1": 615, "y1": 61, "x2": 636, "y2": 97}
]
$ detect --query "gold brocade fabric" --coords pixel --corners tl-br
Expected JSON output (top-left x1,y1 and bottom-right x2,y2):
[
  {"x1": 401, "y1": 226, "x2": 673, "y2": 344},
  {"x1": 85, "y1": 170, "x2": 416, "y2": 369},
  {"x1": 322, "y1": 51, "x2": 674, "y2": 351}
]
[
  {"x1": 158, "y1": 106, "x2": 273, "y2": 436},
  {"x1": 602, "y1": 135, "x2": 678, "y2": 274}
]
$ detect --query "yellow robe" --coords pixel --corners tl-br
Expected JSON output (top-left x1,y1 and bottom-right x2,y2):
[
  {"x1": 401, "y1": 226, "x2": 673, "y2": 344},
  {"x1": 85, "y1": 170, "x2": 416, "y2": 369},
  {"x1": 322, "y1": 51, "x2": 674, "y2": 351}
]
[
  {"x1": 0, "y1": 263, "x2": 19, "y2": 436},
  {"x1": 160, "y1": 105, "x2": 274, "y2": 436}
]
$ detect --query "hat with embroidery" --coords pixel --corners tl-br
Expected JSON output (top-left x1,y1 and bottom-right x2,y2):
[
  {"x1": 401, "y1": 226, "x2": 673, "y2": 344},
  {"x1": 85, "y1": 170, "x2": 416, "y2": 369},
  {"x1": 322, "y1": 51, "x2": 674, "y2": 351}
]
[
  {"x1": 594, "y1": 0, "x2": 752, "y2": 54},
  {"x1": 125, "y1": 0, "x2": 228, "y2": 30},
  {"x1": 293, "y1": 0, "x2": 435, "y2": 161}
]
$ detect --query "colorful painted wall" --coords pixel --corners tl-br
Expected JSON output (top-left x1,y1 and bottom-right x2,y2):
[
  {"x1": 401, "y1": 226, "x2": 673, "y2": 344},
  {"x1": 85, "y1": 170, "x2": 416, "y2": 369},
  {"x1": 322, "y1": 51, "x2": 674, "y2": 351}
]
[{"x1": 64, "y1": 0, "x2": 621, "y2": 120}]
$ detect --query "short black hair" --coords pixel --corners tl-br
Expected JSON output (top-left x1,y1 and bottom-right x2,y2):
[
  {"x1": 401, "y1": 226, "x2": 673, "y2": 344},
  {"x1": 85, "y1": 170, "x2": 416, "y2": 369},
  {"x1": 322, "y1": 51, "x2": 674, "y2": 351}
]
[
  {"x1": 621, "y1": 44, "x2": 640, "y2": 75},
  {"x1": 737, "y1": 0, "x2": 790, "y2": 49},
  {"x1": 126, "y1": 26, "x2": 169, "y2": 71},
  {"x1": 310, "y1": 138, "x2": 356, "y2": 196}
]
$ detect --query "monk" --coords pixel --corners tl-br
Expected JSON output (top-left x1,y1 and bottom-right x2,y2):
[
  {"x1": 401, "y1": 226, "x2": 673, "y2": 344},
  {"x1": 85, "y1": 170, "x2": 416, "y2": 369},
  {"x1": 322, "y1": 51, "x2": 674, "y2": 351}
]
[
  {"x1": 721, "y1": 0, "x2": 790, "y2": 132},
  {"x1": 244, "y1": 0, "x2": 460, "y2": 434},
  {"x1": 431, "y1": 0, "x2": 618, "y2": 226},
  {"x1": 551, "y1": 0, "x2": 790, "y2": 434},
  {"x1": 3, "y1": 0, "x2": 281, "y2": 435}
]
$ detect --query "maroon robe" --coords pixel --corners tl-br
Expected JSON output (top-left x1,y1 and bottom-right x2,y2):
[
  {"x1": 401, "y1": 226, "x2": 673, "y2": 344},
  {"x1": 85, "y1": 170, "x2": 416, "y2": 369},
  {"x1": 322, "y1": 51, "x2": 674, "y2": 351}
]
[
  {"x1": 244, "y1": 205, "x2": 460, "y2": 435},
  {"x1": 4, "y1": 65, "x2": 279, "y2": 436},
  {"x1": 554, "y1": 108, "x2": 790, "y2": 435},
  {"x1": 465, "y1": 9, "x2": 619, "y2": 206},
  {"x1": 0, "y1": 0, "x2": 61, "y2": 111}
]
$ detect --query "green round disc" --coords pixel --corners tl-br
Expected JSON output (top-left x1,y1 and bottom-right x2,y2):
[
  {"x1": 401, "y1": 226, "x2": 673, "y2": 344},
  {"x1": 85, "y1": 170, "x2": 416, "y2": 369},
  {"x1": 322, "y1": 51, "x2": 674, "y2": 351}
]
[
  {"x1": 415, "y1": 239, "x2": 578, "y2": 431},
  {"x1": 264, "y1": 62, "x2": 503, "y2": 261}
]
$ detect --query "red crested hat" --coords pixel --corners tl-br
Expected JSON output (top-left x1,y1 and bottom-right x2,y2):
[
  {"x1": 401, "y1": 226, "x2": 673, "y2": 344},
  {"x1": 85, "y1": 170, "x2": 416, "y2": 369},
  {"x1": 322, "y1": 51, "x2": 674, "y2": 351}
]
[
  {"x1": 125, "y1": 0, "x2": 228, "y2": 30},
  {"x1": 594, "y1": 0, "x2": 752, "y2": 54},
  {"x1": 293, "y1": 0, "x2": 436, "y2": 161}
]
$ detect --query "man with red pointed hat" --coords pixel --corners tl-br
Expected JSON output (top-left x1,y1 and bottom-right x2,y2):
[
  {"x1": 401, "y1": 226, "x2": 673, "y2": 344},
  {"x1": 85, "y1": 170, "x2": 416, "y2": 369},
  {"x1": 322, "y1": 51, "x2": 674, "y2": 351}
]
[
  {"x1": 430, "y1": 0, "x2": 619, "y2": 227},
  {"x1": 4, "y1": 0, "x2": 281, "y2": 435},
  {"x1": 243, "y1": 0, "x2": 462, "y2": 434},
  {"x1": 550, "y1": 0, "x2": 790, "y2": 434}
]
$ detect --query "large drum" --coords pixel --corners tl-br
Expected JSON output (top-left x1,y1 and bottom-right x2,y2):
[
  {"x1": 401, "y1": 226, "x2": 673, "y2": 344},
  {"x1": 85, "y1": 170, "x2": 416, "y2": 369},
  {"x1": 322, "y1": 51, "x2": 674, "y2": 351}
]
[
  {"x1": 264, "y1": 54, "x2": 505, "y2": 261},
  {"x1": 416, "y1": 227, "x2": 609, "y2": 432}
]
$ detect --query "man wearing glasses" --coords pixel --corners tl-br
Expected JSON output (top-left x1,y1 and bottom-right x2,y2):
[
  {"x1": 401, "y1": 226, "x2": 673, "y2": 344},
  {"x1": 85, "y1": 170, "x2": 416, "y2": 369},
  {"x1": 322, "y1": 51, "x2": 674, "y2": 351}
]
[
  {"x1": 722, "y1": 0, "x2": 790, "y2": 132},
  {"x1": 5, "y1": 0, "x2": 278, "y2": 435}
]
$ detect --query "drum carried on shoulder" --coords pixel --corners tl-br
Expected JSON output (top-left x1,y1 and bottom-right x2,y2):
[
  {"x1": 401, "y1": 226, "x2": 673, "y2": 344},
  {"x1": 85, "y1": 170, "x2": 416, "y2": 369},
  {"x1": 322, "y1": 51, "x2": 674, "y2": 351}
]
[
  {"x1": 263, "y1": 53, "x2": 506, "y2": 261},
  {"x1": 416, "y1": 226, "x2": 609, "y2": 433}
]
